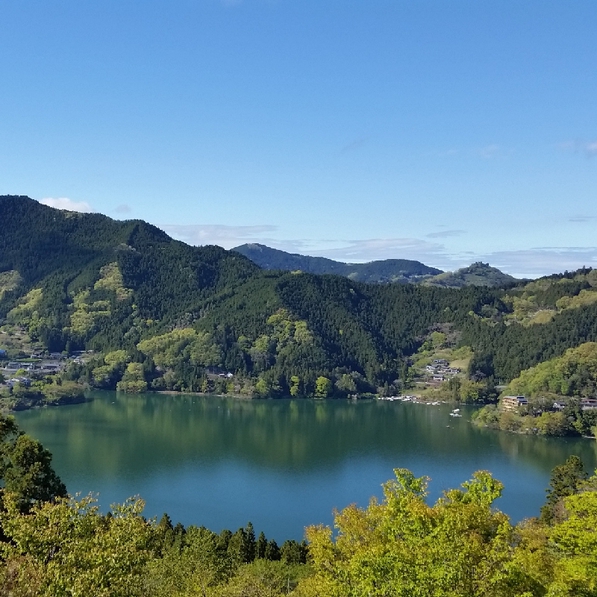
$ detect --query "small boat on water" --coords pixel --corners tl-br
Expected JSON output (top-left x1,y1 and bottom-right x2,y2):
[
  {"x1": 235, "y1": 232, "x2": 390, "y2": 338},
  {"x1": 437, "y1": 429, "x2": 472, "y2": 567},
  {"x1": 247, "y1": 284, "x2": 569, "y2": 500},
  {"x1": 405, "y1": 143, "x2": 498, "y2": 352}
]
[{"x1": 449, "y1": 408, "x2": 462, "y2": 417}]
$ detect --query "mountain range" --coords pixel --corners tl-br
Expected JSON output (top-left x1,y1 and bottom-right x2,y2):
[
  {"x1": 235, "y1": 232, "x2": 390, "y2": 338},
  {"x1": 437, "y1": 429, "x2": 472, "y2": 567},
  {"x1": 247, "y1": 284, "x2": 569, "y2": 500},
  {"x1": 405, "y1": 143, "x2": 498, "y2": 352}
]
[{"x1": 233, "y1": 243, "x2": 518, "y2": 288}]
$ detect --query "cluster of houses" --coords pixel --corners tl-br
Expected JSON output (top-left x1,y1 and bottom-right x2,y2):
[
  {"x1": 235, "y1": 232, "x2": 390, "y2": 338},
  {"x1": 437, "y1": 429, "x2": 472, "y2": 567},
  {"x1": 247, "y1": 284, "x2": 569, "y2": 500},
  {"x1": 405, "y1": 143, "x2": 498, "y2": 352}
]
[
  {"x1": 500, "y1": 395, "x2": 528, "y2": 411},
  {"x1": 501, "y1": 395, "x2": 597, "y2": 412},
  {"x1": 1, "y1": 350, "x2": 91, "y2": 390},
  {"x1": 205, "y1": 368, "x2": 234, "y2": 380},
  {"x1": 1, "y1": 359, "x2": 64, "y2": 391},
  {"x1": 424, "y1": 359, "x2": 461, "y2": 383},
  {"x1": 3, "y1": 360, "x2": 63, "y2": 374},
  {"x1": 556, "y1": 397, "x2": 597, "y2": 411}
]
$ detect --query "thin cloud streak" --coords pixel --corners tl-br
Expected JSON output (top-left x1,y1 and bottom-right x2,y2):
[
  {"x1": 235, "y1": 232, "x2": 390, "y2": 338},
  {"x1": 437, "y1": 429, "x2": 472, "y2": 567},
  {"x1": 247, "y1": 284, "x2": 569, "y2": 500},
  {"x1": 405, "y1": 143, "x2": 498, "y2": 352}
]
[
  {"x1": 161, "y1": 224, "x2": 278, "y2": 248},
  {"x1": 479, "y1": 247, "x2": 597, "y2": 278},
  {"x1": 478, "y1": 144, "x2": 500, "y2": 159},
  {"x1": 308, "y1": 238, "x2": 448, "y2": 264},
  {"x1": 569, "y1": 215, "x2": 597, "y2": 223},
  {"x1": 40, "y1": 197, "x2": 93, "y2": 213},
  {"x1": 160, "y1": 222, "x2": 597, "y2": 279},
  {"x1": 426, "y1": 229, "x2": 466, "y2": 239},
  {"x1": 341, "y1": 137, "x2": 370, "y2": 153},
  {"x1": 559, "y1": 139, "x2": 597, "y2": 158}
]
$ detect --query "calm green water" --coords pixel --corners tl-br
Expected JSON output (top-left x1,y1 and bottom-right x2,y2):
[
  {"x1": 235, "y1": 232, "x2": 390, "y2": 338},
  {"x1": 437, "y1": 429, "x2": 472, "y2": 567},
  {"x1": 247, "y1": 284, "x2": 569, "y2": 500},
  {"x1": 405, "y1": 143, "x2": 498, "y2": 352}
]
[{"x1": 14, "y1": 391, "x2": 597, "y2": 541}]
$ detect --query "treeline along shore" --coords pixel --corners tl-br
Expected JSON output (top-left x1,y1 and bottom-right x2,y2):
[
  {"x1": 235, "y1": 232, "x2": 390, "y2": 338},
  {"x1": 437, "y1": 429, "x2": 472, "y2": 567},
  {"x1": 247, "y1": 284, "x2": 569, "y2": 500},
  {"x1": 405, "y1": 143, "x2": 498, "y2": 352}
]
[{"x1": 2, "y1": 195, "x2": 597, "y2": 440}]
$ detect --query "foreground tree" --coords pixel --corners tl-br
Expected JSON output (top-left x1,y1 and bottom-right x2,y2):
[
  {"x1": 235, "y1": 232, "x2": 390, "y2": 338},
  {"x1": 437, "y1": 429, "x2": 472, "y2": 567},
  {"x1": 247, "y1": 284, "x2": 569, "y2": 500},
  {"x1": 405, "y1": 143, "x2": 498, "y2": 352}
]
[
  {"x1": 296, "y1": 469, "x2": 521, "y2": 597},
  {"x1": 540, "y1": 455, "x2": 588, "y2": 525},
  {"x1": 548, "y1": 488, "x2": 597, "y2": 594},
  {"x1": 0, "y1": 494, "x2": 154, "y2": 596},
  {"x1": 0, "y1": 415, "x2": 66, "y2": 513}
]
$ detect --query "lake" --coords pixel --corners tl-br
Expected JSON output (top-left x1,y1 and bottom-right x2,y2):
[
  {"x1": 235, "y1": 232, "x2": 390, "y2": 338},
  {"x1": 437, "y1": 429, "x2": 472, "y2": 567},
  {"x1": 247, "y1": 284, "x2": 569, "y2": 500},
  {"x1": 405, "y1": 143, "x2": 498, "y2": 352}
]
[{"x1": 14, "y1": 391, "x2": 597, "y2": 541}]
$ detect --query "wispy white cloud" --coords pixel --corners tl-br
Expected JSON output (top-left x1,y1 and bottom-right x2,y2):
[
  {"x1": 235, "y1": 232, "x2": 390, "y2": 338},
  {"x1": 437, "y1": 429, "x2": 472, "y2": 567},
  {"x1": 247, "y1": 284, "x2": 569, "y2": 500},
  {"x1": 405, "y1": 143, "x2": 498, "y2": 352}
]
[
  {"x1": 302, "y1": 243, "x2": 597, "y2": 277},
  {"x1": 40, "y1": 197, "x2": 93, "y2": 213},
  {"x1": 161, "y1": 224, "x2": 278, "y2": 248},
  {"x1": 479, "y1": 247, "x2": 597, "y2": 278},
  {"x1": 479, "y1": 144, "x2": 500, "y2": 159},
  {"x1": 114, "y1": 204, "x2": 132, "y2": 214},
  {"x1": 161, "y1": 221, "x2": 597, "y2": 279},
  {"x1": 341, "y1": 137, "x2": 370, "y2": 153},
  {"x1": 426, "y1": 229, "x2": 466, "y2": 239},
  {"x1": 478, "y1": 144, "x2": 500, "y2": 159},
  {"x1": 569, "y1": 215, "x2": 597, "y2": 223},
  {"x1": 308, "y1": 238, "x2": 448, "y2": 264},
  {"x1": 559, "y1": 139, "x2": 597, "y2": 158},
  {"x1": 437, "y1": 148, "x2": 459, "y2": 157}
]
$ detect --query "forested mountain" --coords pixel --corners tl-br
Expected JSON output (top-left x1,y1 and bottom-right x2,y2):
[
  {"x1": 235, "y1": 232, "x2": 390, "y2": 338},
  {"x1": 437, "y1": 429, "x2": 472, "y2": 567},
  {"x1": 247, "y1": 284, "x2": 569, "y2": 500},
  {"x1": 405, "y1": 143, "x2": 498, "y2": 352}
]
[
  {"x1": 3, "y1": 195, "x2": 597, "y2": 401},
  {"x1": 232, "y1": 243, "x2": 442, "y2": 283},
  {"x1": 421, "y1": 261, "x2": 518, "y2": 288},
  {"x1": 233, "y1": 244, "x2": 517, "y2": 288}
]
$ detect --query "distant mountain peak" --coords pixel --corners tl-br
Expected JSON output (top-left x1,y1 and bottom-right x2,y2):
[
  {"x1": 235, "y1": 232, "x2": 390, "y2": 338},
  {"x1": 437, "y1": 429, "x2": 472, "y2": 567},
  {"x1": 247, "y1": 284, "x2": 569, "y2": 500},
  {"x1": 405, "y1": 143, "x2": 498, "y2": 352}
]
[
  {"x1": 422, "y1": 262, "x2": 517, "y2": 288},
  {"x1": 233, "y1": 243, "x2": 441, "y2": 284}
]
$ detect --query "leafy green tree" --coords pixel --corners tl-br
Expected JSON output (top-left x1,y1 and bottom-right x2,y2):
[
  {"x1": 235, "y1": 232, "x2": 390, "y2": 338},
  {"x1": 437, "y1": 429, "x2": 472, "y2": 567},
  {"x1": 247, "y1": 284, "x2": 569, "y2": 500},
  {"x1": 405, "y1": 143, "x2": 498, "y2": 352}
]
[
  {"x1": 0, "y1": 415, "x2": 66, "y2": 513},
  {"x1": 548, "y1": 488, "x2": 597, "y2": 594},
  {"x1": 228, "y1": 527, "x2": 252, "y2": 565},
  {"x1": 296, "y1": 469, "x2": 517, "y2": 597},
  {"x1": 264, "y1": 539, "x2": 280, "y2": 561},
  {"x1": 289, "y1": 375, "x2": 301, "y2": 397},
  {"x1": 0, "y1": 495, "x2": 154, "y2": 597},
  {"x1": 214, "y1": 558, "x2": 307, "y2": 596},
  {"x1": 147, "y1": 524, "x2": 235, "y2": 596},
  {"x1": 335, "y1": 373, "x2": 357, "y2": 395},
  {"x1": 314, "y1": 376, "x2": 332, "y2": 398},
  {"x1": 245, "y1": 522, "x2": 256, "y2": 562},
  {"x1": 540, "y1": 455, "x2": 588, "y2": 525},
  {"x1": 116, "y1": 362, "x2": 148, "y2": 393},
  {"x1": 256, "y1": 531, "x2": 267, "y2": 560},
  {"x1": 280, "y1": 539, "x2": 308, "y2": 565}
]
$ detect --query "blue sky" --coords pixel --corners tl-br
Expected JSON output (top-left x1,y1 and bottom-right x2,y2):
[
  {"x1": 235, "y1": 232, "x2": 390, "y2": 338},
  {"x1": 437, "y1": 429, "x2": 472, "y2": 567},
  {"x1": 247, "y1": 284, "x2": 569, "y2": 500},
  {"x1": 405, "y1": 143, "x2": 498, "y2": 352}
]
[{"x1": 1, "y1": 1, "x2": 596, "y2": 277}]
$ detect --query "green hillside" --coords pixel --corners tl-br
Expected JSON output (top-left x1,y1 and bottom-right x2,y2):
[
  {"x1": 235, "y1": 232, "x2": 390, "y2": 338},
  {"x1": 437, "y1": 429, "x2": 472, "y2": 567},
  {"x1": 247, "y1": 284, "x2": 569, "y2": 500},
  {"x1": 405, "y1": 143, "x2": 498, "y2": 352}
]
[
  {"x1": 3, "y1": 196, "x2": 597, "y2": 404},
  {"x1": 422, "y1": 261, "x2": 518, "y2": 288}
]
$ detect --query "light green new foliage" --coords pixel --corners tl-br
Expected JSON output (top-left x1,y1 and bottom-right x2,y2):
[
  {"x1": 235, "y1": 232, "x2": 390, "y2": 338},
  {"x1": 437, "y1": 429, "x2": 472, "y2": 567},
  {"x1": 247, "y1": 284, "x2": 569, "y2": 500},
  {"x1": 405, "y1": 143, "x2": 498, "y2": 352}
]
[
  {"x1": 7, "y1": 288, "x2": 43, "y2": 322},
  {"x1": 0, "y1": 270, "x2": 23, "y2": 301},
  {"x1": 506, "y1": 342, "x2": 597, "y2": 398},
  {"x1": 94, "y1": 262, "x2": 133, "y2": 301},
  {"x1": 297, "y1": 469, "x2": 516, "y2": 597},
  {"x1": 548, "y1": 489, "x2": 597, "y2": 595},
  {"x1": 68, "y1": 264, "x2": 133, "y2": 335},
  {"x1": 0, "y1": 494, "x2": 154, "y2": 597},
  {"x1": 556, "y1": 289, "x2": 597, "y2": 311},
  {"x1": 267, "y1": 309, "x2": 314, "y2": 349},
  {"x1": 117, "y1": 362, "x2": 148, "y2": 393},
  {"x1": 69, "y1": 289, "x2": 110, "y2": 335},
  {"x1": 104, "y1": 350, "x2": 130, "y2": 368},
  {"x1": 214, "y1": 559, "x2": 308, "y2": 597},
  {"x1": 314, "y1": 376, "x2": 332, "y2": 398},
  {"x1": 137, "y1": 328, "x2": 221, "y2": 369},
  {"x1": 92, "y1": 350, "x2": 131, "y2": 386},
  {"x1": 247, "y1": 310, "x2": 314, "y2": 369},
  {"x1": 500, "y1": 273, "x2": 597, "y2": 326}
]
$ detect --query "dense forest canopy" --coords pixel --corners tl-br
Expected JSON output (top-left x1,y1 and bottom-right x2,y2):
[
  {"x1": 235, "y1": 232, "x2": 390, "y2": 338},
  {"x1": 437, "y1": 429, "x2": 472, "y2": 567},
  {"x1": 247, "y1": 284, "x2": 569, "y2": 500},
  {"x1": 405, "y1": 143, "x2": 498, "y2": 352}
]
[{"x1": 3, "y1": 195, "x2": 597, "y2": 401}]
